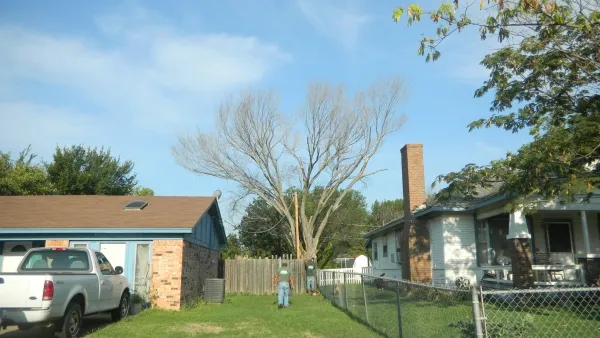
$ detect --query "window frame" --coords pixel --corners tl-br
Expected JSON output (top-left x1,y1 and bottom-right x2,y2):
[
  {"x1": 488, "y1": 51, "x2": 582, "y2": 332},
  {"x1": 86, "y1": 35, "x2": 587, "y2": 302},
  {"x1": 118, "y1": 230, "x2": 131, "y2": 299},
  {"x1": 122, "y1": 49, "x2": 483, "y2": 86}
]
[
  {"x1": 545, "y1": 221, "x2": 574, "y2": 253},
  {"x1": 382, "y1": 235, "x2": 388, "y2": 258},
  {"x1": 95, "y1": 252, "x2": 116, "y2": 275},
  {"x1": 373, "y1": 241, "x2": 378, "y2": 261}
]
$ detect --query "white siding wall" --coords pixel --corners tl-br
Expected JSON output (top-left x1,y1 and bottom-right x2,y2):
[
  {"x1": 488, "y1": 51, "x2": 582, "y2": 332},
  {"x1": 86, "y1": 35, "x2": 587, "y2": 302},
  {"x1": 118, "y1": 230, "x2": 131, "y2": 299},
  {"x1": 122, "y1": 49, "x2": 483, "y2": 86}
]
[
  {"x1": 429, "y1": 217, "x2": 446, "y2": 285},
  {"x1": 441, "y1": 215, "x2": 478, "y2": 286},
  {"x1": 370, "y1": 231, "x2": 402, "y2": 279}
]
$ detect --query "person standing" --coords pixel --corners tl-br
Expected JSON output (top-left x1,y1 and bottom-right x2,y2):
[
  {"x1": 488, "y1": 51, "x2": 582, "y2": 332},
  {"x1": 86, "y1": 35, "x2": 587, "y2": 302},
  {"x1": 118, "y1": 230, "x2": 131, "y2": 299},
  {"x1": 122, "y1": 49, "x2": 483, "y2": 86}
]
[
  {"x1": 305, "y1": 258, "x2": 317, "y2": 295},
  {"x1": 274, "y1": 262, "x2": 294, "y2": 309}
]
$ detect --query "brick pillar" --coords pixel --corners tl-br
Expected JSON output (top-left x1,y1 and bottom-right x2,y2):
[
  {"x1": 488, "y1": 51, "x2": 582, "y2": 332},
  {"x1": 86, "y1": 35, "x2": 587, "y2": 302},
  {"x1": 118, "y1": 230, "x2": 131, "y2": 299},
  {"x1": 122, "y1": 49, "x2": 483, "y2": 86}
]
[
  {"x1": 151, "y1": 240, "x2": 184, "y2": 310},
  {"x1": 580, "y1": 258, "x2": 600, "y2": 286},
  {"x1": 400, "y1": 144, "x2": 430, "y2": 282},
  {"x1": 45, "y1": 240, "x2": 69, "y2": 247},
  {"x1": 510, "y1": 238, "x2": 534, "y2": 288}
]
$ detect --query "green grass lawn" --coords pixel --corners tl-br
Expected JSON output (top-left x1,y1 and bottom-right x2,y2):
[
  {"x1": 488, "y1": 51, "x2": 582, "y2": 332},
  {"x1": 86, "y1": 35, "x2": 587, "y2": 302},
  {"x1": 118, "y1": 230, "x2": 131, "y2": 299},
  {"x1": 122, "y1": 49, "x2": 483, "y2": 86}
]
[{"x1": 87, "y1": 295, "x2": 382, "y2": 338}]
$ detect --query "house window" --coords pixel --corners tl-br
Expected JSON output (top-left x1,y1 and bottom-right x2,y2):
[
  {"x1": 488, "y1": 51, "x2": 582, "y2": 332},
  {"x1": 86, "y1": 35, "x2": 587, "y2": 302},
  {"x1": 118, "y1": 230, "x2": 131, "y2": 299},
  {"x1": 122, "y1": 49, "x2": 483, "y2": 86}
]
[
  {"x1": 395, "y1": 230, "x2": 402, "y2": 263},
  {"x1": 546, "y1": 222, "x2": 573, "y2": 253},
  {"x1": 476, "y1": 221, "x2": 489, "y2": 266},
  {"x1": 488, "y1": 218, "x2": 511, "y2": 266},
  {"x1": 373, "y1": 242, "x2": 378, "y2": 261},
  {"x1": 382, "y1": 235, "x2": 388, "y2": 258}
]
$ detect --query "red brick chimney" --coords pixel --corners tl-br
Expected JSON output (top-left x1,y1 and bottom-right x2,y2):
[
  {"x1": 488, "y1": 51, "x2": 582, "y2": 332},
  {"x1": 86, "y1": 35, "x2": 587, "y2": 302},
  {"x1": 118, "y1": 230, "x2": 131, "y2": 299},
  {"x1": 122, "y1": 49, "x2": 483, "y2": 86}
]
[
  {"x1": 399, "y1": 143, "x2": 431, "y2": 282},
  {"x1": 401, "y1": 144, "x2": 426, "y2": 215}
]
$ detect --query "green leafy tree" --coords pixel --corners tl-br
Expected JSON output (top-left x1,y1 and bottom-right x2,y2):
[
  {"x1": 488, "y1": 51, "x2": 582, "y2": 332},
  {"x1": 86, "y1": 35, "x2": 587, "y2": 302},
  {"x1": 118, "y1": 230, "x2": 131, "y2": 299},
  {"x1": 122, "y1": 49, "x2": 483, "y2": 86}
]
[
  {"x1": 132, "y1": 186, "x2": 155, "y2": 196},
  {"x1": 220, "y1": 234, "x2": 248, "y2": 259},
  {"x1": 236, "y1": 187, "x2": 369, "y2": 264},
  {"x1": 237, "y1": 197, "x2": 291, "y2": 257},
  {"x1": 47, "y1": 145, "x2": 138, "y2": 195},
  {"x1": 392, "y1": 0, "x2": 600, "y2": 208},
  {"x1": 0, "y1": 146, "x2": 55, "y2": 195},
  {"x1": 370, "y1": 199, "x2": 404, "y2": 227}
]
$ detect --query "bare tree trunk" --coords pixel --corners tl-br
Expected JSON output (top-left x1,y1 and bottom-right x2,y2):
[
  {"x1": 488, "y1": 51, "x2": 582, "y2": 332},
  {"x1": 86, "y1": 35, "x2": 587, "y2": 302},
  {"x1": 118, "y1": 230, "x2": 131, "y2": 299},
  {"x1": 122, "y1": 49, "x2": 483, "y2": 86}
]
[{"x1": 173, "y1": 77, "x2": 407, "y2": 261}]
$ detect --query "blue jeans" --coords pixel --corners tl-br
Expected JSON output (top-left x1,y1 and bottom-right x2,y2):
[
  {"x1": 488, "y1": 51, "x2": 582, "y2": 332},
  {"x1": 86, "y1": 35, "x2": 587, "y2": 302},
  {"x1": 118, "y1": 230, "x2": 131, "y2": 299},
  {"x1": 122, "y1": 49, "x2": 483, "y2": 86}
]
[
  {"x1": 277, "y1": 282, "x2": 290, "y2": 306},
  {"x1": 306, "y1": 276, "x2": 315, "y2": 291}
]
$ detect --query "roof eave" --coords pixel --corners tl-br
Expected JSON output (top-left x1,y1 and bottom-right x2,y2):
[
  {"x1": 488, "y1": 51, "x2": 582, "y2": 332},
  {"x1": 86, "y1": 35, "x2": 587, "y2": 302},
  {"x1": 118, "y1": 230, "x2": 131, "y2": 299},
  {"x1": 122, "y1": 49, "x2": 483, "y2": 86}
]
[
  {"x1": 0, "y1": 228, "x2": 193, "y2": 234},
  {"x1": 362, "y1": 218, "x2": 405, "y2": 238}
]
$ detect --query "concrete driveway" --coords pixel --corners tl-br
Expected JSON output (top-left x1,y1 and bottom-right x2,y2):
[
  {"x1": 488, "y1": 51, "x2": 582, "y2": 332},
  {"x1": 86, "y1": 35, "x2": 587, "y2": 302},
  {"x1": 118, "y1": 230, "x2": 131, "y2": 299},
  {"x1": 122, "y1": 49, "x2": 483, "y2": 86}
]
[{"x1": 0, "y1": 314, "x2": 112, "y2": 337}]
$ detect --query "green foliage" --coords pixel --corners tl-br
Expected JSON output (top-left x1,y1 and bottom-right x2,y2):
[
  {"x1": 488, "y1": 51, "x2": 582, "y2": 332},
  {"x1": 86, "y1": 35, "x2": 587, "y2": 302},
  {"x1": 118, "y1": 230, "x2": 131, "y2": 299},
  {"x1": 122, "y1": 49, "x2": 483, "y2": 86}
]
[
  {"x1": 236, "y1": 187, "x2": 369, "y2": 263},
  {"x1": 237, "y1": 197, "x2": 290, "y2": 257},
  {"x1": 452, "y1": 315, "x2": 535, "y2": 337},
  {"x1": 132, "y1": 186, "x2": 155, "y2": 196},
  {"x1": 47, "y1": 145, "x2": 138, "y2": 195},
  {"x1": 369, "y1": 198, "x2": 404, "y2": 227},
  {"x1": 0, "y1": 146, "x2": 55, "y2": 195},
  {"x1": 220, "y1": 234, "x2": 248, "y2": 259},
  {"x1": 392, "y1": 0, "x2": 600, "y2": 207}
]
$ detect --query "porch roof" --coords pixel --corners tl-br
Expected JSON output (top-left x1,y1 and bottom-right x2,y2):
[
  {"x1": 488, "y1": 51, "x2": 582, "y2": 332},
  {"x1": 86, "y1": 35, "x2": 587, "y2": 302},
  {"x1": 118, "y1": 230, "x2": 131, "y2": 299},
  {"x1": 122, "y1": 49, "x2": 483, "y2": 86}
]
[{"x1": 362, "y1": 193, "x2": 512, "y2": 239}]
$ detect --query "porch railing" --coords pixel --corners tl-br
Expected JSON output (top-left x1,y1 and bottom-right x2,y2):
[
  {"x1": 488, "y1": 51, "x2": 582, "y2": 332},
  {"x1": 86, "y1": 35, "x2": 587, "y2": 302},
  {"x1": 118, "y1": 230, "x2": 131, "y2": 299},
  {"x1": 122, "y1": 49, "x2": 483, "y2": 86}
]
[{"x1": 481, "y1": 264, "x2": 585, "y2": 286}]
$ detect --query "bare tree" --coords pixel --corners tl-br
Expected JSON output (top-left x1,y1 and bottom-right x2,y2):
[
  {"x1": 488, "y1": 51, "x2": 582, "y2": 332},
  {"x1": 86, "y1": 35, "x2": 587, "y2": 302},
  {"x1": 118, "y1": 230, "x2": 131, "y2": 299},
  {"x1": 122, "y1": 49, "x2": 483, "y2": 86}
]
[{"x1": 173, "y1": 77, "x2": 407, "y2": 259}]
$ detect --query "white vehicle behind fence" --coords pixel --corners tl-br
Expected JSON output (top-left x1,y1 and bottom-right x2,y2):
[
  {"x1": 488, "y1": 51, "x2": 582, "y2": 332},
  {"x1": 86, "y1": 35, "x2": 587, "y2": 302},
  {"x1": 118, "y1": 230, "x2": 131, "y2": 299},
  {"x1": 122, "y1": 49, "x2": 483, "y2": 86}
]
[{"x1": 0, "y1": 247, "x2": 131, "y2": 338}]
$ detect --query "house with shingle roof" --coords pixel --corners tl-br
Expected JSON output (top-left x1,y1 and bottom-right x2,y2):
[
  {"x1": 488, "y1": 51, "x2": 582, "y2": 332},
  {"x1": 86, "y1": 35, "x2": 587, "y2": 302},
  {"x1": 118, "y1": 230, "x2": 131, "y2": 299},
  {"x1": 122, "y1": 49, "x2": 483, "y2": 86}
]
[
  {"x1": 363, "y1": 144, "x2": 600, "y2": 289},
  {"x1": 0, "y1": 194, "x2": 227, "y2": 310}
]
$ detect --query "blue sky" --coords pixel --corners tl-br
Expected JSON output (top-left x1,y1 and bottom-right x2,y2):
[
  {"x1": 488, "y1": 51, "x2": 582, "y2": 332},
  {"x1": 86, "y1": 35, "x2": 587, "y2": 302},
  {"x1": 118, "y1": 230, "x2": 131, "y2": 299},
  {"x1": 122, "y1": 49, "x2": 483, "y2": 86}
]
[{"x1": 0, "y1": 0, "x2": 531, "y2": 231}]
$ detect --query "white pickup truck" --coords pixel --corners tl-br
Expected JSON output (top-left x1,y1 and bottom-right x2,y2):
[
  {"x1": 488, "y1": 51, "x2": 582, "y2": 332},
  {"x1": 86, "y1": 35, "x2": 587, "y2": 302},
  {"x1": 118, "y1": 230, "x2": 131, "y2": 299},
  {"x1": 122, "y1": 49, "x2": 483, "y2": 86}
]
[{"x1": 0, "y1": 247, "x2": 131, "y2": 338}]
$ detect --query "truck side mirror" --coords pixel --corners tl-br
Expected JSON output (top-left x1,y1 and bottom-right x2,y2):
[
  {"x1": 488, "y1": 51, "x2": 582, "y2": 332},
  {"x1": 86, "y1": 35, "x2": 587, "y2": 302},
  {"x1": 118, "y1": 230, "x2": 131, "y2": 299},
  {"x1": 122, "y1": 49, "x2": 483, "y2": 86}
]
[{"x1": 115, "y1": 266, "x2": 124, "y2": 275}]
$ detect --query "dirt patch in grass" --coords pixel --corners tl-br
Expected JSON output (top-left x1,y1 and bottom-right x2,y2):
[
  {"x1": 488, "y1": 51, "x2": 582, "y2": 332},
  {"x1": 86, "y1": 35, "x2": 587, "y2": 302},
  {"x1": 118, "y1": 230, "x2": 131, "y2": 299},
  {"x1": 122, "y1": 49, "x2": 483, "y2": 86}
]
[{"x1": 173, "y1": 323, "x2": 225, "y2": 334}]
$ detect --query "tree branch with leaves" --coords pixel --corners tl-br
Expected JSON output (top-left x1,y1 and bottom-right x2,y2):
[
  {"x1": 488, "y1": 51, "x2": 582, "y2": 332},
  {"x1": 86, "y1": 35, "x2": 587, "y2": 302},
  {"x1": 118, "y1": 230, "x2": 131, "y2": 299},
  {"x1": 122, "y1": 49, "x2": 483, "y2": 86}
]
[{"x1": 392, "y1": 0, "x2": 600, "y2": 207}]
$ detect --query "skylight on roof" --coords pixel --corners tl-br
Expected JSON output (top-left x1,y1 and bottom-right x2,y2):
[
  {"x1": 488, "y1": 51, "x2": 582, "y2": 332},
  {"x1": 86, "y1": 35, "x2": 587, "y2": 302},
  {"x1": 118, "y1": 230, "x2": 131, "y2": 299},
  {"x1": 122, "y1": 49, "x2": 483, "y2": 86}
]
[{"x1": 124, "y1": 200, "x2": 148, "y2": 211}]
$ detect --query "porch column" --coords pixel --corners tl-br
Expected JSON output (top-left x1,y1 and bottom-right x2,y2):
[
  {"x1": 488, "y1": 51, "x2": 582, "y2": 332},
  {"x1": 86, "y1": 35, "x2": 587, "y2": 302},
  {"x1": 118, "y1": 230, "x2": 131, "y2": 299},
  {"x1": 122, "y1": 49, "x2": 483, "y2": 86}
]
[
  {"x1": 507, "y1": 209, "x2": 534, "y2": 288},
  {"x1": 580, "y1": 211, "x2": 591, "y2": 254}
]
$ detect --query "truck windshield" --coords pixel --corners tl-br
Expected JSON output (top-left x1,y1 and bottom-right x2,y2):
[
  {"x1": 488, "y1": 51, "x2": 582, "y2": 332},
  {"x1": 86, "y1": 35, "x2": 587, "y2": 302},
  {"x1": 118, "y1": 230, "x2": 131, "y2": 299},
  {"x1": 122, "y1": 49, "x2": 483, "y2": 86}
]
[{"x1": 19, "y1": 249, "x2": 90, "y2": 271}]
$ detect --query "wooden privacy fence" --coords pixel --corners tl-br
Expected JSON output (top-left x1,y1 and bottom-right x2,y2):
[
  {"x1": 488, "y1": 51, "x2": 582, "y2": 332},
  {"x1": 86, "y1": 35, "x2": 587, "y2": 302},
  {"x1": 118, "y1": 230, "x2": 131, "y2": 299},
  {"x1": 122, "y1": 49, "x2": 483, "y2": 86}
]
[{"x1": 224, "y1": 256, "x2": 306, "y2": 294}]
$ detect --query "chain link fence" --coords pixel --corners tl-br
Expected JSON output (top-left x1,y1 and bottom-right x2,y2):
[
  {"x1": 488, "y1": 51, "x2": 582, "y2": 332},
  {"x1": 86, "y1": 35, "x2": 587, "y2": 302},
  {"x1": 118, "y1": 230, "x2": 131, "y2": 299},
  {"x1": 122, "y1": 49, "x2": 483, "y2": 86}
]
[
  {"x1": 317, "y1": 271, "x2": 472, "y2": 337},
  {"x1": 478, "y1": 286, "x2": 600, "y2": 337},
  {"x1": 318, "y1": 271, "x2": 600, "y2": 338}
]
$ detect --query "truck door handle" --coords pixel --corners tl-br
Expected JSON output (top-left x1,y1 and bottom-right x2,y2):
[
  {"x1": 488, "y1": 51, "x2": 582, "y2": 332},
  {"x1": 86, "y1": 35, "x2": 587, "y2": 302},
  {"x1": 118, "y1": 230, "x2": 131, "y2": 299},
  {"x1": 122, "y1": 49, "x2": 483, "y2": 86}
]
[{"x1": 101, "y1": 281, "x2": 106, "y2": 285}]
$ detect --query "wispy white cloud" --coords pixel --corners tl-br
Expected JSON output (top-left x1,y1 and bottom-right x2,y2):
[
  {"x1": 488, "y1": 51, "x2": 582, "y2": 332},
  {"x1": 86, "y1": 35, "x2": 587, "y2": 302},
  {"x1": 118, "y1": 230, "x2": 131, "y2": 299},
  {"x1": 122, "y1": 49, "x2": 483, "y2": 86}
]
[
  {"x1": 0, "y1": 6, "x2": 292, "y2": 159},
  {"x1": 296, "y1": 0, "x2": 370, "y2": 50}
]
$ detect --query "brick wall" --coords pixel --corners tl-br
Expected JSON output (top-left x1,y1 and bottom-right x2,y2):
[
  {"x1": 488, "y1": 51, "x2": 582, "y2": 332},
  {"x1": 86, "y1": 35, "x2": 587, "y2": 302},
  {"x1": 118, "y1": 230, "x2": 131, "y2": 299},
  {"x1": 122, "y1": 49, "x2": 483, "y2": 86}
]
[
  {"x1": 401, "y1": 144, "x2": 426, "y2": 215},
  {"x1": 45, "y1": 240, "x2": 69, "y2": 247},
  {"x1": 401, "y1": 219, "x2": 432, "y2": 282},
  {"x1": 510, "y1": 238, "x2": 534, "y2": 288},
  {"x1": 181, "y1": 240, "x2": 219, "y2": 304},
  {"x1": 151, "y1": 240, "x2": 184, "y2": 310},
  {"x1": 400, "y1": 144, "x2": 431, "y2": 282},
  {"x1": 580, "y1": 258, "x2": 600, "y2": 286}
]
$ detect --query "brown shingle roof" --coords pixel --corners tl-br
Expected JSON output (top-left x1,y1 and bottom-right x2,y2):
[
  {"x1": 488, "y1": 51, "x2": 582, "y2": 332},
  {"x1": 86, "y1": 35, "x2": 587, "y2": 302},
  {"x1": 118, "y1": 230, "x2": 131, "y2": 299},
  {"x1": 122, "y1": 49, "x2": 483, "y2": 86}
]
[{"x1": 0, "y1": 196, "x2": 216, "y2": 229}]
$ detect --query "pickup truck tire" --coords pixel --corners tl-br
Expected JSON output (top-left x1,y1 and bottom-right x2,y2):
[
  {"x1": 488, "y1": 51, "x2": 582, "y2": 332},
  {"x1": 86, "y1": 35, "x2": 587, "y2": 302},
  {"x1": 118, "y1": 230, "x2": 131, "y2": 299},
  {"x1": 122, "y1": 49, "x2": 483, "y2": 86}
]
[
  {"x1": 56, "y1": 301, "x2": 83, "y2": 338},
  {"x1": 17, "y1": 324, "x2": 33, "y2": 331},
  {"x1": 111, "y1": 292, "x2": 130, "y2": 322}
]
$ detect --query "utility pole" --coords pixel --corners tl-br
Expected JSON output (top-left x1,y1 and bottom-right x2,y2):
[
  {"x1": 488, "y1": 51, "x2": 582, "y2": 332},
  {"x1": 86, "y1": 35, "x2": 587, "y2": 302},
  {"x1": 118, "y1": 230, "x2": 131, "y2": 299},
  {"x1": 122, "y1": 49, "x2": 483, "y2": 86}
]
[{"x1": 294, "y1": 192, "x2": 300, "y2": 259}]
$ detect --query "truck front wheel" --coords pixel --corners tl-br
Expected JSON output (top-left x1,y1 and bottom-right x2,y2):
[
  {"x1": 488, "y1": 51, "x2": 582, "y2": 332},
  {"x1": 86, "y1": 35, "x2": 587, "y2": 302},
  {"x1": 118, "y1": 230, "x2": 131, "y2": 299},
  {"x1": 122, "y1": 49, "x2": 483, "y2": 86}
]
[
  {"x1": 111, "y1": 292, "x2": 130, "y2": 322},
  {"x1": 56, "y1": 301, "x2": 83, "y2": 338}
]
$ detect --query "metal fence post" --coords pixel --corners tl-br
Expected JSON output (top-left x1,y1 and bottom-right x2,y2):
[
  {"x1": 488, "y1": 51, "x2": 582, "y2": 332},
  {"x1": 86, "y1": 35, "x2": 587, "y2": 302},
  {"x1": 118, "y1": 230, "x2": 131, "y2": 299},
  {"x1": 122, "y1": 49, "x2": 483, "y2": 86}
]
[
  {"x1": 396, "y1": 280, "x2": 403, "y2": 338},
  {"x1": 471, "y1": 286, "x2": 484, "y2": 338},
  {"x1": 343, "y1": 272, "x2": 348, "y2": 310},
  {"x1": 361, "y1": 274, "x2": 369, "y2": 324}
]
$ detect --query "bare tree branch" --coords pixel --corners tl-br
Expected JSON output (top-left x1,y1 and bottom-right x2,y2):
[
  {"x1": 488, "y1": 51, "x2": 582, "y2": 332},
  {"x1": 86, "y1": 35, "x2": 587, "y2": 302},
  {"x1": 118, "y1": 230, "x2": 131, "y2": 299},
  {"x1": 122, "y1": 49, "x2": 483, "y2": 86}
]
[{"x1": 173, "y1": 76, "x2": 407, "y2": 258}]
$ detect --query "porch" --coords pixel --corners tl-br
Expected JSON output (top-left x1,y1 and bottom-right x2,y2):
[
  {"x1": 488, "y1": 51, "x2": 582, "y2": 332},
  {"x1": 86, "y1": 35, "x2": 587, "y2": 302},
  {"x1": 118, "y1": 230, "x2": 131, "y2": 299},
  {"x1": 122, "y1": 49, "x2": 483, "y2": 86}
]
[{"x1": 476, "y1": 205, "x2": 600, "y2": 288}]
